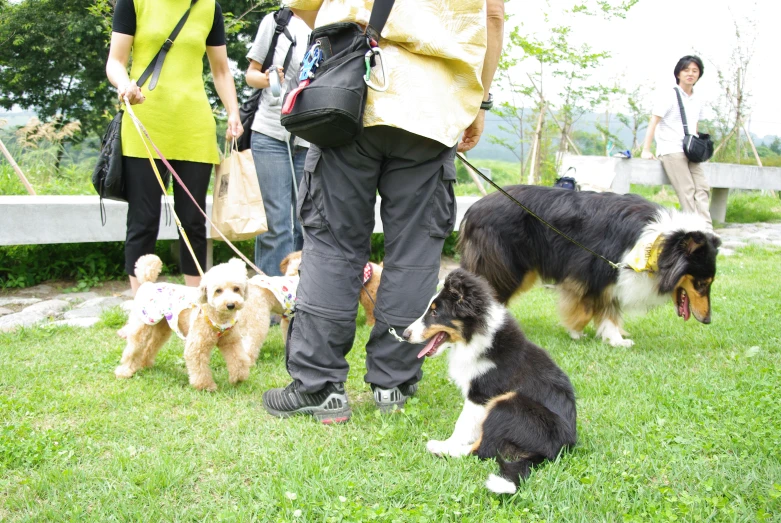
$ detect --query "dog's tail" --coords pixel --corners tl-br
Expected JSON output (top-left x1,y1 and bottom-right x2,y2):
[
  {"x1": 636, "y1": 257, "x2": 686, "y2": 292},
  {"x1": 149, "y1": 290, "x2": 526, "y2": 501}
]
[
  {"x1": 134, "y1": 254, "x2": 163, "y2": 285},
  {"x1": 458, "y1": 218, "x2": 519, "y2": 304}
]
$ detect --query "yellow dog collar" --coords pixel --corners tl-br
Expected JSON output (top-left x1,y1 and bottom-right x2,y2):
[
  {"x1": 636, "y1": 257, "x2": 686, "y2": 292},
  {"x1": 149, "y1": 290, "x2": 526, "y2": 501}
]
[{"x1": 626, "y1": 233, "x2": 665, "y2": 273}]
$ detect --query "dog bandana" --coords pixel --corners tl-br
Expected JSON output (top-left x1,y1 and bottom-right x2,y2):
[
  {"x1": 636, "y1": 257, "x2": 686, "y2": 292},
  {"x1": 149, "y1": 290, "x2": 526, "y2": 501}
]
[
  {"x1": 626, "y1": 232, "x2": 665, "y2": 273},
  {"x1": 363, "y1": 263, "x2": 373, "y2": 285},
  {"x1": 136, "y1": 283, "x2": 199, "y2": 340},
  {"x1": 250, "y1": 275, "x2": 299, "y2": 319}
]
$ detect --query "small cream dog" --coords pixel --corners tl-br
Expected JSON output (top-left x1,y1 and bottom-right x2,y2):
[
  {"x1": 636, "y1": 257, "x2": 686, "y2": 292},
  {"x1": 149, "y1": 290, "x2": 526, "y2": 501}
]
[
  {"x1": 242, "y1": 252, "x2": 300, "y2": 365},
  {"x1": 115, "y1": 255, "x2": 251, "y2": 391}
]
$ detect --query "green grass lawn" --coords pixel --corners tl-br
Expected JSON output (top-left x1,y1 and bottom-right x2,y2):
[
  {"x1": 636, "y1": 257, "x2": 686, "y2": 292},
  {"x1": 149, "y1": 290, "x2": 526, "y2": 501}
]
[{"x1": 2, "y1": 246, "x2": 781, "y2": 522}]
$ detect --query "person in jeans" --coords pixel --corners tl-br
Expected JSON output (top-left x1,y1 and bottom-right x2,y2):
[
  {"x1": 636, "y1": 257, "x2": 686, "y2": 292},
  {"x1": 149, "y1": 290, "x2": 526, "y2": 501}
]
[
  {"x1": 642, "y1": 55, "x2": 712, "y2": 228},
  {"x1": 262, "y1": 0, "x2": 505, "y2": 423},
  {"x1": 245, "y1": 10, "x2": 312, "y2": 277}
]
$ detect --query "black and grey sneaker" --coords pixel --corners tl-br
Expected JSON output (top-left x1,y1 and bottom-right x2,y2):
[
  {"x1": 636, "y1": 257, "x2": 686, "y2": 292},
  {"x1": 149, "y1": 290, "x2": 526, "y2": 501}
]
[
  {"x1": 263, "y1": 381, "x2": 351, "y2": 424},
  {"x1": 372, "y1": 383, "x2": 418, "y2": 413}
]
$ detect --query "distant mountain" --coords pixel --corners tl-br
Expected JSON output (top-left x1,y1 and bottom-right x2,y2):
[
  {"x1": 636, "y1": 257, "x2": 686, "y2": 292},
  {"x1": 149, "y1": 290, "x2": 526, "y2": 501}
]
[
  {"x1": 471, "y1": 111, "x2": 638, "y2": 162},
  {"x1": 0, "y1": 109, "x2": 36, "y2": 128}
]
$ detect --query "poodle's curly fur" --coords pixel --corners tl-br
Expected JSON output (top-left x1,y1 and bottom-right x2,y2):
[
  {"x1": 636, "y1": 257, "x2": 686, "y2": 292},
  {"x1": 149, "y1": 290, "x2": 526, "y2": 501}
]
[{"x1": 115, "y1": 255, "x2": 250, "y2": 391}]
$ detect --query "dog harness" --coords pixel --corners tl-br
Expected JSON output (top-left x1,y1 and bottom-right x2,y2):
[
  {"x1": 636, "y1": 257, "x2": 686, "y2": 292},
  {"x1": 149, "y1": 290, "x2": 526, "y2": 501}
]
[
  {"x1": 626, "y1": 232, "x2": 665, "y2": 273},
  {"x1": 136, "y1": 282, "x2": 199, "y2": 340},
  {"x1": 250, "y1": 275, "x2": 299, "y2": 319}
]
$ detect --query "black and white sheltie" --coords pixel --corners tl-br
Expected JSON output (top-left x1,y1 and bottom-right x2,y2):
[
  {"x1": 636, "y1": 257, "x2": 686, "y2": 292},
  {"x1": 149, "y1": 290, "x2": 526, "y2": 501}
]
[
  {"x1": 403, "y1": 269, "x2": 577, "y2": 494},
  {"x1": 459, "y1": 186, "x2": 721, "y2": 347}
]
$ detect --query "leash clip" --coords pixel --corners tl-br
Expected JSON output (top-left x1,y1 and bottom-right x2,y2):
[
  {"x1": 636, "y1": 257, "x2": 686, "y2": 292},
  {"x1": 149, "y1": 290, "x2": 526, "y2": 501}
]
[
  {"x1": 388, "y1": 327, "x2": 405, "y2": 343},
  {"x1": 364, "y1": 47, "x2": 388, "y2": 92}
]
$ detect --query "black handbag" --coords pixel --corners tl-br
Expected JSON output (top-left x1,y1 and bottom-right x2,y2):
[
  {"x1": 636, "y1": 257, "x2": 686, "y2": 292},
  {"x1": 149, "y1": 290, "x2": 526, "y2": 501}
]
[
  {"x1": 237, "y1": 7, "x2": 295, "y2": 152},
  {"x1": 674, "y1": 87, "x2": 713, "y2": 163},
  {"x1": 280, "y1": 0, "x2": 394, "y2": 148},
  {"x1": 92, "y1": 0, "x2": 198, "y2": 209}
]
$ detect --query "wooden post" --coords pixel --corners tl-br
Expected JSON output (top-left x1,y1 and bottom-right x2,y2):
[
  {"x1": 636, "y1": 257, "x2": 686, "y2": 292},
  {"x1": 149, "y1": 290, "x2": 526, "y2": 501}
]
[{"x1": 0, "y1": 138, "x2": 36, "y2": 195}]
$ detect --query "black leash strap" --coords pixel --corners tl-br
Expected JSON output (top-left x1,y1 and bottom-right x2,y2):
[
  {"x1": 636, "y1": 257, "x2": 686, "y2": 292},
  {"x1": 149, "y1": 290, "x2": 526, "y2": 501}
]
[
  {"x1": 674, "y1": 87, "x2": 691, "y2": 136},
  {"x1": 456, "y1": 153, "x2": 624, "y2": 271},
  {"x1": 137, "y1": 0, "x2": 198, "y2": 90}
]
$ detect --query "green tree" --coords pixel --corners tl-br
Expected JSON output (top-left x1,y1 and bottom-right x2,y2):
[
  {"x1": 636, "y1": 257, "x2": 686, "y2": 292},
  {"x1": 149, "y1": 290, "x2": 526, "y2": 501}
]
[
  {"x1": 0, "y1": 0, "x2": 278, "y2": 141},
  {"x1": 770, "y1": 137, "x2": 781, "y2": 155},
  {"x1": 0, "y1": 0, "x2": 116, "y2": 138},
  {"x1": 616, "y1": 86, "x2": 649, "y2": 154}
]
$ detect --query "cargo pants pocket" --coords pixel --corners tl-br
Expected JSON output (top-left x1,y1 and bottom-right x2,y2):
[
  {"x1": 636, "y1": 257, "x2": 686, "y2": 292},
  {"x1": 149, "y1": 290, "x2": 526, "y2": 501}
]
[
  {"x1": 429, "y1": 159, "x2": 457, "y2": 238},
  {"x1": 296, "y1": 146, "x2": 325, "y2": 229}
]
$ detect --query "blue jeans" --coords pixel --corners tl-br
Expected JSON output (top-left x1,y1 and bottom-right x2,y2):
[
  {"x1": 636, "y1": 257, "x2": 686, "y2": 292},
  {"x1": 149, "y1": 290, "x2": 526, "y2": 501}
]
[{"x1": 251, "y1": 132, "x2": 307, "y2": 276}]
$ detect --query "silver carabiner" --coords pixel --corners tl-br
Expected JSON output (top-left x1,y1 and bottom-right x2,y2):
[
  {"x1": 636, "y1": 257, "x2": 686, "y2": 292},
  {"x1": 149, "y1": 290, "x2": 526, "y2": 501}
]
[{"x1": 364, "y1": 47, "x2": 389, "y2": 92}]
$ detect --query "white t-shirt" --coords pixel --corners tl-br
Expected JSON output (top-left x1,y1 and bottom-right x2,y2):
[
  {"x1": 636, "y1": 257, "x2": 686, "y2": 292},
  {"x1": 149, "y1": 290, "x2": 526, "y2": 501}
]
[
  {"x1": 246, "y1": 12, "x2": 311, "y2": 146},
  {"x1": 651, "y1": 85, "x2": 706, "y2": 157}
]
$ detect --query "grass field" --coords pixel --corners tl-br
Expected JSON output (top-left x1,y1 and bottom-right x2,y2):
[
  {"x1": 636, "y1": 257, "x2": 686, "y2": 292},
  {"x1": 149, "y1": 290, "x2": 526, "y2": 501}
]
[{"x1": 2, "y1": 246, "x2": 780, "y2": 522}]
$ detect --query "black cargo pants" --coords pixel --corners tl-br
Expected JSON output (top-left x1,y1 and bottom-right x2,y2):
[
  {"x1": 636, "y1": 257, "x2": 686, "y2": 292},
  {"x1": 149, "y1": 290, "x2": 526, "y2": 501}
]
[{"x1": 287, "y1": 125, "x2": 457, "y2": 392}]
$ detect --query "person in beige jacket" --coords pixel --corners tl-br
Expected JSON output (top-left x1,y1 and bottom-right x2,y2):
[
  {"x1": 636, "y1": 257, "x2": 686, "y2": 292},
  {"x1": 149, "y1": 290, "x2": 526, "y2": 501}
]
[{"x1": 262, "y1": 0, "x2": 505, "y2": 423}]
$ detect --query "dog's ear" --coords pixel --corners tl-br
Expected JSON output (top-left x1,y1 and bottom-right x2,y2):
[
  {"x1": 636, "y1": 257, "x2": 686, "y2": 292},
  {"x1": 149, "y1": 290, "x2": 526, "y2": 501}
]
[
  {"x1": 198, "y1": 278, "x2": 209, "y2": 304},
  {"x1": 682, "y1": 232, "x2": 707, "y2": 255},
  {"x1": 709, "y1": 233, "x2": 722, "y2": 250},
  {"x1": 444, "y1": 269, "x2": 468, "y2": 303},
  {"x1": 279, "y1": 254, "x2": 291, "y2": 276}
]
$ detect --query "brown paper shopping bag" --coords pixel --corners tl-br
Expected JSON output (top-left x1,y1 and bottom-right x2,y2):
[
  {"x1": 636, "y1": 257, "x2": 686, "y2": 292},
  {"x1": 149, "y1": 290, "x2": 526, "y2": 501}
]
[{"x1": 211, "y1": 140, "x2": 268, "y2": 241}]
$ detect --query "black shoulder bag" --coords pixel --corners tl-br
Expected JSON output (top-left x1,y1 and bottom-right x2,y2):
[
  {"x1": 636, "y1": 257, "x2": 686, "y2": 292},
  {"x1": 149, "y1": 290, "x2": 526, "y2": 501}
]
[
  {"x1": 280, "y1": 0, "x2": 395, "y2": 148},
  {"x1": 237, "y1": 7, "x2": 296, "y2": 152},
  {"x1": 92, "y1": 0, "x2": 198, "y2": 213},
  {"x1": 674, "y1": 87, "x2": 713, "y2": 163}
]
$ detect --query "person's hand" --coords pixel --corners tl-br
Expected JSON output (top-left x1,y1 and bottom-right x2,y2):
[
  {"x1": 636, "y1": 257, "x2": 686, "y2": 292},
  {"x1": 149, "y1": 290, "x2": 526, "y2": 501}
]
[
  {"x1": 641, "y1": 149, "x2": 656, "y2": 160},
  {"x1": 118, "y1": 79, "x2": 145, "y2": 105},
  {"x1": 458, "y1": 110, "x2": 486, "y2": 153},
  {"x1": 226, "y1": 111, "x2": 243, "y2": 138},
  {"x1": 266, "y1": 66, "x2": 285, "y2": 85}
]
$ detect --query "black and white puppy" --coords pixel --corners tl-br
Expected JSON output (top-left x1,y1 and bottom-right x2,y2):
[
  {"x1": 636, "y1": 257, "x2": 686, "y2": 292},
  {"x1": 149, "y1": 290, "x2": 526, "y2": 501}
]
[{"x1": 403, "y1": 269, "x2": 577, "y2": 494}]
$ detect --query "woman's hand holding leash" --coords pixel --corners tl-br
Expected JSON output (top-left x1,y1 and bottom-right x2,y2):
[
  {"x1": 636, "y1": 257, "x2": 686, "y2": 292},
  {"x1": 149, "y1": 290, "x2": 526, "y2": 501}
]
[{"x1": 118, "y1": 79, "x2": 145, "y2": 105}]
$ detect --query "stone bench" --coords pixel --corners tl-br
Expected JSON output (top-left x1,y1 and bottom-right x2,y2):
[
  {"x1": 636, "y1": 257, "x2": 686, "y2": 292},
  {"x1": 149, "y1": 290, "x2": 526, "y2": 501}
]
[
  {"x1": 0, "y1": 195, "x2": 482, "y2": 267},
  {"x1": 559, "y1": 153, "x2": 781, "y2": 222}
]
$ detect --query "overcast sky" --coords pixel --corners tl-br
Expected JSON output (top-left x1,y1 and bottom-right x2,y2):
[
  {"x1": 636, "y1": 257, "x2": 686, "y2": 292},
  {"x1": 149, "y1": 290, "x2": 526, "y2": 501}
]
[{"x1": 501, "y1": 0, "x2": 780, "y2": 138}]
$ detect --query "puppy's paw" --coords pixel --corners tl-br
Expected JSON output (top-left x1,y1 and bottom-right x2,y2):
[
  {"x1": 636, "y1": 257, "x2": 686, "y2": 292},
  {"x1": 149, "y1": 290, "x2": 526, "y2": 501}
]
[
  {"x1": 607, "y1": 337, "x2": 634, "y2": 348},
  {"x1": 426, "y1": 439, "x2": 471, "y2": 457},
  {"x1": 426, "y1": 439, "x2": 449, "y2": 456},
  {"x1": 567, "y1": 330, "x2": 584, "y2": 340},
  {"x1": 192, "y1": 379, "x2": 218, "y2": 392},
  {"x1": 485, "y1": 474, "x2": 517, "y2": 495},
  {"x1": 229, "y1": 367, "x2": 250, "y2": 384},
  {"x1": 115, "y1": 365, "x2": 135, "y2": 379}
]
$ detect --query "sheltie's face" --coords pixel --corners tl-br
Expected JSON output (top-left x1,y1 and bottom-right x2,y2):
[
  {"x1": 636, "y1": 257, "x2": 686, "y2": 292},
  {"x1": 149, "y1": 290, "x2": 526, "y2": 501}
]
[
  {"x1": 403, "y1": 269, "x2": 493, "y2": 358},
  {"x1": 659, "y1": 231, "x2": 720, "y2": 324},
  {"x1": 673, "y1": 274, "x2": 714, "y2": 323}
]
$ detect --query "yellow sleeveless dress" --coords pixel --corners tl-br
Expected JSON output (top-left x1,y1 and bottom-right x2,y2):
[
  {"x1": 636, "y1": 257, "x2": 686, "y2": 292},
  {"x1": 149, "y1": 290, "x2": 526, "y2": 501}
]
[{"x1": 121, "y1": 0, "x2": 220, "y2": 164}]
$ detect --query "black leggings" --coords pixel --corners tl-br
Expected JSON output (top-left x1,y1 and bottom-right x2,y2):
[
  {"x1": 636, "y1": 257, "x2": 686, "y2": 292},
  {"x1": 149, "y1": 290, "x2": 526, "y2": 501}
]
[{"x1": 123, "y1": 156, "x2": 212, "y2": 277}]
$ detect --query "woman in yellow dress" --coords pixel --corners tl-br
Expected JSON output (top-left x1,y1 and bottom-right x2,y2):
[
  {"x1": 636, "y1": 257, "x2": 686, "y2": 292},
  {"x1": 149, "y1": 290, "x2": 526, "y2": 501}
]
[{"x1": 105, "y1": 0, "x2": 242, "y2": 299}]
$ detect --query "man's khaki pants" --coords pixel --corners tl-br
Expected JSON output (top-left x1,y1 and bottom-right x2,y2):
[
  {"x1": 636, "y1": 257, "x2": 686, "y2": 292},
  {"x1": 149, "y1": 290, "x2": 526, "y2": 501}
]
[{"x1": 660, "y1": 152, "x2": 712, "y2": 228}]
